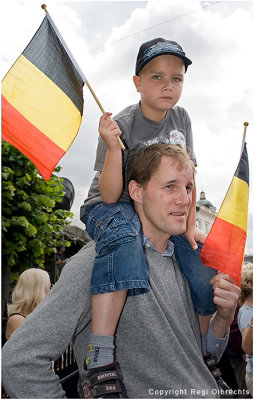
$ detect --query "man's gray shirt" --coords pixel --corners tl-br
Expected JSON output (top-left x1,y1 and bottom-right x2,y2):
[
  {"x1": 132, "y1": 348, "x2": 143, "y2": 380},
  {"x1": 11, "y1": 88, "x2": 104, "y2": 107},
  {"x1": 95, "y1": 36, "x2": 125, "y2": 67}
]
[{"x1": 2, "y1": 241, "x2": 226, "y2": 398}]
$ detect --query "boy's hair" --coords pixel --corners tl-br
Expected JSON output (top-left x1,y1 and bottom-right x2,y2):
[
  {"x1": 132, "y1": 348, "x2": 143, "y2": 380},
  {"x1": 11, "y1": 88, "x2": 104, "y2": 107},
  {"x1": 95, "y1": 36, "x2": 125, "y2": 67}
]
[
  {"x1": 127, "y1": 143, "x2": 195, "y2": 188},
  {"x1": 240, "y1": 263, "x2": 253, "y2": 306},
  {"x1": 135, "y1": 38, "x2": 192, "y2": 75}
]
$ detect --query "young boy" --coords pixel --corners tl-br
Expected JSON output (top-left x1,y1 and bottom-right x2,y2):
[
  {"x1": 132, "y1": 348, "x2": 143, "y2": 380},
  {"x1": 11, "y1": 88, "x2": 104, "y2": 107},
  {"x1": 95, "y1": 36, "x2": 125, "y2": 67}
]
[{"x1": 80, "y1": 38, "x2": 216, "y2": 397}]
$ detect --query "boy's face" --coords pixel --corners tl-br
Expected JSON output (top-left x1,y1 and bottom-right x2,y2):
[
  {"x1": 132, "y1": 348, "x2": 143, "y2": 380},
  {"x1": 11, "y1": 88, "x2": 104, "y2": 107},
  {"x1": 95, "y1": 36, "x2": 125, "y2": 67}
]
[{"x1": 133, "y1": 54, "x2": 185, "y2": 121}]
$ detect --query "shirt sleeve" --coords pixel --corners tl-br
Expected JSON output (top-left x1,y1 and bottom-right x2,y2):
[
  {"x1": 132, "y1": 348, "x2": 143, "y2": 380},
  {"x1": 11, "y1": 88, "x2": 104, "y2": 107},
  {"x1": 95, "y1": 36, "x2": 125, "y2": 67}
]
[
  {"x1": 94, "y1": 136, "x2": 107, "y2": 172},
  {"x1": 206, "y1": 320, "x2": 228, "y2": 356},
  {"x1": 238, "y1": 306, "x2": 253, "y2": 332},
  {"x1": 182, "y1": 108, "x2": 197, "y2": 167}
]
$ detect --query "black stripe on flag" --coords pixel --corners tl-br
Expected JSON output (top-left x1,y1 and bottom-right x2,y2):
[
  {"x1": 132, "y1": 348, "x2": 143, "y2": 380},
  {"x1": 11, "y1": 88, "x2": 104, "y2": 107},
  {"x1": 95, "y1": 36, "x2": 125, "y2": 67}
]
[
  {"x1": 23, "y1": 16, "x2": 84, "y2": 114},
  {"x1": 234, "y1": 143, "x2": 249, "y2": 185}
]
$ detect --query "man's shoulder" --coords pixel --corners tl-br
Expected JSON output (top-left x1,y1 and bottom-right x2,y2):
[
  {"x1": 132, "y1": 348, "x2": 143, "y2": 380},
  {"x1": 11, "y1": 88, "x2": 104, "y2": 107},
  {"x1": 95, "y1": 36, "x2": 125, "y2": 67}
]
[{"x1": 61, "y1": 240, "x2": 95, "y2": 278}]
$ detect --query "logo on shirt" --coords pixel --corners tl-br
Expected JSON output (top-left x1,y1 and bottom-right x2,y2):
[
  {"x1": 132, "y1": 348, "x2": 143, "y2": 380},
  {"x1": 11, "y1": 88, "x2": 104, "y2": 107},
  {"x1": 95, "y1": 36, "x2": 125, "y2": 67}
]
[
  {"x1": 169, "y1": 130, "x2": 186, "y2": 148},
  {"x1": 142, "y1": 130, "x2": 186, "y2": 148}
]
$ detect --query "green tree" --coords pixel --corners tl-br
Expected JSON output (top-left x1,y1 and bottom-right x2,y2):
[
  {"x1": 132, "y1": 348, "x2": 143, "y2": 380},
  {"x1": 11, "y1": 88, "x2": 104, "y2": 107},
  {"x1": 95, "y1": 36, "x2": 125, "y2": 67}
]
[{"x1": 1, "y1": 141, "x2": 73, "y2": 311}]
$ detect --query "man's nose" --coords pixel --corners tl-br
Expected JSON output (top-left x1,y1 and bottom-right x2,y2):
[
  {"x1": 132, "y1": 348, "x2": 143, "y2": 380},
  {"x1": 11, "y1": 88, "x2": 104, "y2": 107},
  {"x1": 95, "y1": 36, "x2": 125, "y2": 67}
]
[{"x1": 175, "y1": 188, "x2": 191, "y2": 205}]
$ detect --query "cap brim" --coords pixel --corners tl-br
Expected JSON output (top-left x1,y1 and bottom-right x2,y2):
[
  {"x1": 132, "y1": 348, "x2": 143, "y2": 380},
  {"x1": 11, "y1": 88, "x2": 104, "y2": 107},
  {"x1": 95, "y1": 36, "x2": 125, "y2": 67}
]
[{"x1": 137, "y1": 52, "x2": 192, "y2": 75}]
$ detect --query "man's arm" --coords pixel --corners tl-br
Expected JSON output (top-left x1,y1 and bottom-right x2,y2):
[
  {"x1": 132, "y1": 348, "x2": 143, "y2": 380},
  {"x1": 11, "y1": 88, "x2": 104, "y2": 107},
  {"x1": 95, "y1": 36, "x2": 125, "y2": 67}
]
[
  {"x1": 204, "y1": 272, "x2": 240, "y2": 357},
  {"x1": 2, "y1": 244, "x2": 93, "y2": 398},
  {"x1": 209, "y1": 272, "x2": 240, "y2": 339}
]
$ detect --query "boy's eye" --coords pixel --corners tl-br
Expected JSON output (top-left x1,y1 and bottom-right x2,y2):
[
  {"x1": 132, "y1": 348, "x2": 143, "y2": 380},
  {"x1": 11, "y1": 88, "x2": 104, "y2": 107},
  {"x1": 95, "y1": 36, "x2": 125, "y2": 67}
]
[
  {"x1": 173, "y1": 77, "x2": 182, "y2": 82},
  {"x1": 152, "y1": 75, "x2": 162, "y2": 80}
]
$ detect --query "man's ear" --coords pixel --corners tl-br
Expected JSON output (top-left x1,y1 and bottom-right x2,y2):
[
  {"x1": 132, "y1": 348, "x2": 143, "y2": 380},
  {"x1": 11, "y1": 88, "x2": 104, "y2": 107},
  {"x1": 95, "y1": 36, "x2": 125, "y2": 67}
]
[
  {"x1": 133, "y1": 75, "x2": 141, "y2": 93},
  {"x1": 128, "y1": 180, "x2": 143, "y2": 203}
]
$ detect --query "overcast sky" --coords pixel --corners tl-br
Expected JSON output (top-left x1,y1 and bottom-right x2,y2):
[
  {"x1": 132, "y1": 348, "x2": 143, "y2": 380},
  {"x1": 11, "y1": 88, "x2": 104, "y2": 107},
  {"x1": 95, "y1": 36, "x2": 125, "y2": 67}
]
[{"x1": 1, "y1": 0, "x2": 253, "y2": 254}]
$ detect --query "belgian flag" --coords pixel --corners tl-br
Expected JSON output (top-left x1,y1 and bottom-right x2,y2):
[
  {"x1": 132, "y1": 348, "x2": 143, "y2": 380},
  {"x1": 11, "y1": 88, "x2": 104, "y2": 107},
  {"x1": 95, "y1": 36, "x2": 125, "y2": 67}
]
[
  {"x1": 1, "y1": 12, "x2": 85, "y2": 181},
  {"x1": 200, "y1": 140, "x2": 249, "y2": 286}
]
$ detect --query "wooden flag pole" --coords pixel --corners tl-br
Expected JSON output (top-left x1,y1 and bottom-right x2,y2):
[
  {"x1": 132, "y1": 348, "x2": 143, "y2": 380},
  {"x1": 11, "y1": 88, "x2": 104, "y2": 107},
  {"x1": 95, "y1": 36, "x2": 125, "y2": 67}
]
[
  {"x1": 41, "y1": 4, "x2": 48, "y2": 13},
  {"x1": 41, "y1": 4, "x2": 125, "y2": 150},
  {"x1": 85, "y1": 81, "x2": 125, "y2": 150},
  {"x1": 243, "y1": 122, "x2": 249, "y2": 140}
]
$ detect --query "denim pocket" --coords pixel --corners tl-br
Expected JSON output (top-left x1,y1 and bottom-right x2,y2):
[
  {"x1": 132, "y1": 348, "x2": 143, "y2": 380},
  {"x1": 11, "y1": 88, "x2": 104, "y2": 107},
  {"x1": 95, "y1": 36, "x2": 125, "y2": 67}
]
[{"x1": 94, "y1": 207, "x2": 138, "y2": 256}]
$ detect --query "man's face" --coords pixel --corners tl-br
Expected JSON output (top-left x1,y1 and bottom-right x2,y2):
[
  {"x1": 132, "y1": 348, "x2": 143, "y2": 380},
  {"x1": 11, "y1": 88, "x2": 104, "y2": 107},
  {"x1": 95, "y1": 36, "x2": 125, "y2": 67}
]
[{"x1": 134, "y1": 155, "x2": 194, "y2": 243}]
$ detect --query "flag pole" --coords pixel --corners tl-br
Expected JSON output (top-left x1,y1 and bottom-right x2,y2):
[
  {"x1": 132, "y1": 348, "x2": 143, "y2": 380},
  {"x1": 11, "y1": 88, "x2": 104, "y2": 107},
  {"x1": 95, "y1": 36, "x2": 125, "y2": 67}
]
[
  {"x1": 243, "y1": 122, "x2": 249, "y2": 140},
  {"x1": 41, "y1": 4, "x2": 125, "y2": 150},
  {"x1": 85, "y1": 81, "x2": 125, "y2": 150},
  {"x1": 241, "y1": 122, "x2": 249, "y2": 153}
]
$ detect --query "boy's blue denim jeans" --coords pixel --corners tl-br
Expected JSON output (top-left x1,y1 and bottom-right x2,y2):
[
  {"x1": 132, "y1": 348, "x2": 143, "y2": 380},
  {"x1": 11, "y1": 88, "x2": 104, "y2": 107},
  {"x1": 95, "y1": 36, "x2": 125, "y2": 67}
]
[
  {"x1": 83, "y1": 202, "x2": 216, "y2": 314},
  {"x1": 170, "y1": 235, "x2": 216, "y2": 315},
  {"x1": 83, "y1": 202, "x2": 149, "y2": 296}
]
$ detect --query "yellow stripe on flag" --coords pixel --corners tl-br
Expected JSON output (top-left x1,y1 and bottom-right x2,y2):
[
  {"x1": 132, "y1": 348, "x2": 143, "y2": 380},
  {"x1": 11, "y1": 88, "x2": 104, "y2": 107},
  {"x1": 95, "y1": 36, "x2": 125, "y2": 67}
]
[
  {"x1": 217, "y1": 176, "x2": 248, "y2": 232},
  {"x1": 2, "y1": 55, "x2": 81, "y2": 151}
]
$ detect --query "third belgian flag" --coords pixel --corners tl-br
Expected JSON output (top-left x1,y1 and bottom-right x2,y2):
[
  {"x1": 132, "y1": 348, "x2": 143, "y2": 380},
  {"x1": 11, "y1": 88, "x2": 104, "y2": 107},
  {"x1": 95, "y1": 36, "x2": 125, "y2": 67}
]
[{"x1": 200, "y1": 140, "x2": 249, "y2": 287}]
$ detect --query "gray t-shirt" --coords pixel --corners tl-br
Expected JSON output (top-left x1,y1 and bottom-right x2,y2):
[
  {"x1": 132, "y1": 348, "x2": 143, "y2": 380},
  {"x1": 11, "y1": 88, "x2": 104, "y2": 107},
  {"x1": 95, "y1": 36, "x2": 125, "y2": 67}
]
[
  {"x1": 2, "y1": 241, "x2": 226, "y2": 398},
  {"x1": 80, "y1": 103, "x2": 196, "y2": 220}
]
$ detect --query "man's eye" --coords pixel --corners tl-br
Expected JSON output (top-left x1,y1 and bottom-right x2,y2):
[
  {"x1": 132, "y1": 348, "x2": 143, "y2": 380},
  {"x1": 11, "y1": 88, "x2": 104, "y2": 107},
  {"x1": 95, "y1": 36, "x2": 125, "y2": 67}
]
[
  {"x1": 166, "y1": 185, "x2": 176, "y2": 191},
  {"x1": 173, "y1": 77, "x2": 182, "y2": 82},
  {"x1": 186, "y1": 186, "x2": 192, "y2": 193}
]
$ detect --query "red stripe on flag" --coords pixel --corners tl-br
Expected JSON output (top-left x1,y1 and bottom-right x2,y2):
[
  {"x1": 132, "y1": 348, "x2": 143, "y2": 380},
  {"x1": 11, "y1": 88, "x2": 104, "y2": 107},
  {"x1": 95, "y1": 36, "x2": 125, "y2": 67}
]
[
  {"x1": 1, "y1": 95, "x2": 65, "y2": 181},
  {"x1": 200, "y1": 217, "x2": 246, "y2": 286}
]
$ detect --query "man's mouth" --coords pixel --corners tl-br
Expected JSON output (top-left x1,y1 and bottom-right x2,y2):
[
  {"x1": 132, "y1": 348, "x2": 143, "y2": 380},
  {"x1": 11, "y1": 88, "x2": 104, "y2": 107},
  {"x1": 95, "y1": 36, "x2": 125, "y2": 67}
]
[{"x1": 170, "y1": 212, "x2": 185, "y2": 216}]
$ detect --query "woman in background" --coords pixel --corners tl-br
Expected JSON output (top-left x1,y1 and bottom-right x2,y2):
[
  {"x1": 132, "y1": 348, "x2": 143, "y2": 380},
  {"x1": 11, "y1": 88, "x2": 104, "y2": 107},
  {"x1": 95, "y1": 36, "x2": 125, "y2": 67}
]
[
  {"x1": 238, "y1": 263, "x2": 253, "y2": 397},
  {"x1": 5, "y1": 268, "x2": 51, "y2": 340}
]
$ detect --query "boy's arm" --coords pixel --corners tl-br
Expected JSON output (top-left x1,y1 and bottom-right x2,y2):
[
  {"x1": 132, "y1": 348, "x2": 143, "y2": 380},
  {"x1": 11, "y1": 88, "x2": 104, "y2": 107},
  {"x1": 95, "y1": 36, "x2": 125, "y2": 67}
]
[
  {"x1": 98, "y1": 113, "x2": 123, "y2": 204},
  {"x1": 185, "y1": 181, "x2": 207, "y2": 249}
]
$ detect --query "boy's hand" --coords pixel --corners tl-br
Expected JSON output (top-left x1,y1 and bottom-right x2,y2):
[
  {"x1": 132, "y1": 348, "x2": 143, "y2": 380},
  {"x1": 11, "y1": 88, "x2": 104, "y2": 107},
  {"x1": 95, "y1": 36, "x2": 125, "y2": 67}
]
[
  {"x1": 184, "y1": 226, "x2": 207, "y2": 250},
  {"x1": 99, "y1": 112, "x2": 122, "y2": 150}
]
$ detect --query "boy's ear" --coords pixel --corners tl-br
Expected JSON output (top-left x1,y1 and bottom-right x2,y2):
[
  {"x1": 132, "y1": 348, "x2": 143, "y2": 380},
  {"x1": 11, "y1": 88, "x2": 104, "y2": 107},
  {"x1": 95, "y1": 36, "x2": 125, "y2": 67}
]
[
  {"x1": 133, "y1": 75, "x2": 141, "y2": 93},
  {"x1": 128, "y1": 180, "x2": 143, "y2": 203}
]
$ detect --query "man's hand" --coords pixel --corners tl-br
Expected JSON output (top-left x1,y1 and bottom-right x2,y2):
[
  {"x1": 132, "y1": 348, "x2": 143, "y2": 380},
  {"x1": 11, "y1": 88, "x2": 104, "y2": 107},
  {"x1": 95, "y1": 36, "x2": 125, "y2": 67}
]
[
  {"x1": 98, "y1": 112, "x2": 122, "y2": 150},
  {"x1": 210, "y1": 272, "x2": 240, "y2": 338}
]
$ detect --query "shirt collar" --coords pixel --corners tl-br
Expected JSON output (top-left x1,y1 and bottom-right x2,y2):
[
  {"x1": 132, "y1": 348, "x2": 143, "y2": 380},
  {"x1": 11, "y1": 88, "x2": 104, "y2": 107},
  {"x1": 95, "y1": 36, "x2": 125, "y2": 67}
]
[{"x1": 143, "y1": 236, "x2": 174, "y2": 257}]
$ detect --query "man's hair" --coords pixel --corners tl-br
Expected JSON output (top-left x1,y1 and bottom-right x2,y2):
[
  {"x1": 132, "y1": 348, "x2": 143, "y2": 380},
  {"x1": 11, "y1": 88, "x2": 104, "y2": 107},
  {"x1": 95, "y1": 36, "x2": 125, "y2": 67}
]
[{"x1": 127, "y1": 143, "x2": 195, "y2": 187}]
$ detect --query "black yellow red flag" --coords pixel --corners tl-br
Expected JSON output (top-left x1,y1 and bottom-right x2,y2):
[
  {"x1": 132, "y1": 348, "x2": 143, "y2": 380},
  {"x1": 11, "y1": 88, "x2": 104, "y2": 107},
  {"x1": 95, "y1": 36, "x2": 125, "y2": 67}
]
[
  {"x1": 1, "y1": 12, "x2": 86, "y2": 180},
  {"x1": 200, "y1": 140, "x2": 249, "y2": 286}
]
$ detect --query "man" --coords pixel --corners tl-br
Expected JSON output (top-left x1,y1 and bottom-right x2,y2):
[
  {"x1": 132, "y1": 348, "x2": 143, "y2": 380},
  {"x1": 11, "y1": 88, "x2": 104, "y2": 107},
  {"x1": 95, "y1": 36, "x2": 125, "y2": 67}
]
[{"x1": 2, "y1": 144, "x2": 240, "y2": 398}]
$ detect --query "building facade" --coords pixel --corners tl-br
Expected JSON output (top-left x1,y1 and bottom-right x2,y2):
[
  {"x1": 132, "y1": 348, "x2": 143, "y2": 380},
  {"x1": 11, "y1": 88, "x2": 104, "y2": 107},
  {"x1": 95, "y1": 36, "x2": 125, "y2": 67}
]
[{"x1": 196, "y1": 191, "x2": 217, "y2": 234}]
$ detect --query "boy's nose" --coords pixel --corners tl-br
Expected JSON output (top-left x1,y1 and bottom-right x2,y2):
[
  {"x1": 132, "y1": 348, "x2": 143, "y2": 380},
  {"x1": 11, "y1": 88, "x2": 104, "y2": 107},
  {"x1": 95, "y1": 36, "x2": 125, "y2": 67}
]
[{"x1": 163, "y1": 80, "x2": 173, "y2": 91}]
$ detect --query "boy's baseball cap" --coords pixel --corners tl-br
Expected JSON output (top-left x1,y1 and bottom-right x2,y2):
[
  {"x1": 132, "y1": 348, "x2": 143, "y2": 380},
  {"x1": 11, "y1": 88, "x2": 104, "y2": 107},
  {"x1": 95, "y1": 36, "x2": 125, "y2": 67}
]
[{"x1": 135, "y1": 38, "x2": 192, "y2": 75}]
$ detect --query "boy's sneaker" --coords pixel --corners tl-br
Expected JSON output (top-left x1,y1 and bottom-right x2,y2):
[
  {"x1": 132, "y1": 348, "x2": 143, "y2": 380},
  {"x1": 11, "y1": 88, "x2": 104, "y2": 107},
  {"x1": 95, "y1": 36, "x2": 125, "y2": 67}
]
[
  {"x1": 78, "y1": 362, "x2": 128, "y2": 398},
  {"x1": 204, "y1": 353, "x2": 233, "y2": 398}
]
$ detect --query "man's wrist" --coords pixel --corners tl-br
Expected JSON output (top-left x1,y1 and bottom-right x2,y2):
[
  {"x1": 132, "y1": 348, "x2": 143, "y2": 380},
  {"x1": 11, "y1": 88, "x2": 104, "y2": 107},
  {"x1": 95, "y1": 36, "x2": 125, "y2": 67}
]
[{"x1": 210, "y1": 312, "x2": 232, "y2": 339}]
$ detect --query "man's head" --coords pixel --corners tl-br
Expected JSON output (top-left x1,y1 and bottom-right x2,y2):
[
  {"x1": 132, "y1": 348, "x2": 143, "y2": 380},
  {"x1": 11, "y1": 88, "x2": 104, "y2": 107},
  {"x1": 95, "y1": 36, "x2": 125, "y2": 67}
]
[
  {"x1": 135, "y1": 38, "x2": 192, "y2": 75},
  {"x1": 133, "y1": 39, "x2": 192, "y2": 121},
  {"x1": 127, "y1": 144, "x2": 195, "y2": 245}
]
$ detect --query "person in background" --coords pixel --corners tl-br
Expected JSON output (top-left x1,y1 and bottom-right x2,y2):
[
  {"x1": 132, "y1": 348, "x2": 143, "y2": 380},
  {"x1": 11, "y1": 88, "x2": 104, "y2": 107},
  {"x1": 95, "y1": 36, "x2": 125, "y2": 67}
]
[
  {"x1": 238, "y1": 263, "x2": 253, "y2": 397},
  {"x1": 5, "y1": 268, "x2": 51, "y2": 340}
]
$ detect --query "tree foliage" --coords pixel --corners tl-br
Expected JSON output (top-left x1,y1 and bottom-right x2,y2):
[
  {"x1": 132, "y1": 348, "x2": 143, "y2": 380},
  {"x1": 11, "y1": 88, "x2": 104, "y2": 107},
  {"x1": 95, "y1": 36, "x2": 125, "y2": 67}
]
[{"x1": 1, "y1": 141, "x2": 73, "y2": 281}]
